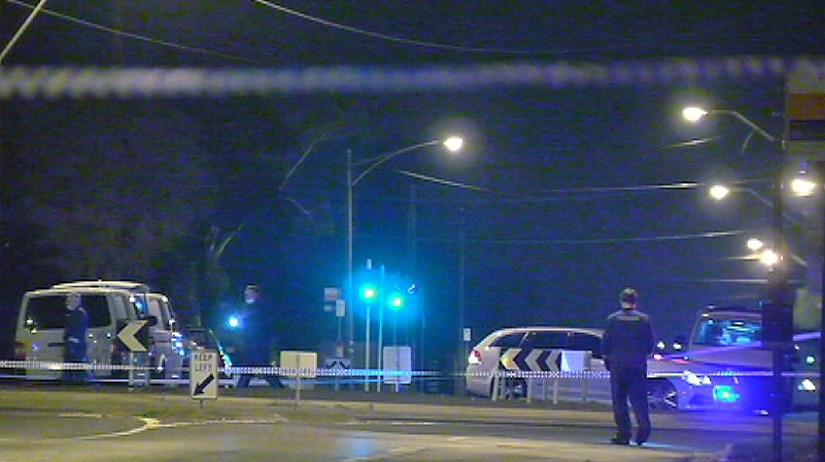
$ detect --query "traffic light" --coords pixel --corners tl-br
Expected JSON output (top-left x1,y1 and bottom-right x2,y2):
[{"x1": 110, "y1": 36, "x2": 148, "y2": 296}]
[
  {"x1": 388, "y1": 292, "x2": 405, "y2": 310},
  {"x1": 360, "y1": 283, "x2": 378, "y2": 302}
]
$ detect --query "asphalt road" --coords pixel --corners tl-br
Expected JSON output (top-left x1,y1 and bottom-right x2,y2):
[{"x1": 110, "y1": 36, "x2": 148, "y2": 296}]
[{"x1": 0, "y1": 385, "x2": 817, "y2": 461}]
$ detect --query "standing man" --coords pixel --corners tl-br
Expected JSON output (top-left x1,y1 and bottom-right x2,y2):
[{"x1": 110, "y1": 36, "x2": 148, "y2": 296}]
[
  {"x1": 601, "y1": 287, "x2": 655, "y2": 446},
  {"x1": 63, "y1": 292, "x2": 89, "y2": 383}
]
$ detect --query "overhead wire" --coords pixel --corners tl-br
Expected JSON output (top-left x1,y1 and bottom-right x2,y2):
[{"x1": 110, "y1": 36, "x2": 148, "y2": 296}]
[
  {"x1": 251, "y1": 0, "x2": 558, "y2": 56},
  {"x1": 3, "y1": 0, "x2": 259, "y2": 64},
  {"x1": 0, "y1": 0, "x2": 49, "y2": 64},
  {"x1": 370, "y1": 229, "x2": 757, "y2": 246}
]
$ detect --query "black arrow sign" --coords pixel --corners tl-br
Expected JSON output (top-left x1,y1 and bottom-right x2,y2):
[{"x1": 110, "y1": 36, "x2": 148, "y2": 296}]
[
  {"x1": 537, "y1": 349, "x2": 554, "y2": 371},
  {"x1": 513, "y1": 349, "x2": 531, "y2": 371},
  {"x1": 194, "y1": 373, "x2": 215, "y2": 395}
]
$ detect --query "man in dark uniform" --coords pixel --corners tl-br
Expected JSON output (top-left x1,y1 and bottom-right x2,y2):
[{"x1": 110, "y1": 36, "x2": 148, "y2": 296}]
[
  {"x1": 601, "y1": 287, "x2": 655, "y2": 446},
  {"x1": 63, "y1": 292, "x2": 89, "y2": 383},
  {"x1": 231, "y1": 284, "x2": 281, "y2": 388}
]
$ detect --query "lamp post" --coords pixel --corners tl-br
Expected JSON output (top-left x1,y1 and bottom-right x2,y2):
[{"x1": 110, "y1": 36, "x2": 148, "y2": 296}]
[
  {"x1": 346, "y1": 137, "x2": 463, "y2": 391},
  {"x1": 685, "y1": 106, "x2": 787, "y2": 462}
]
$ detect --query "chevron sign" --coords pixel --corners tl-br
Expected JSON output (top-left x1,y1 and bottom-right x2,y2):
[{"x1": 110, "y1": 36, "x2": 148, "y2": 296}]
[{"x1": 499, "y1": 348, "x2": 562, "y2": 372}]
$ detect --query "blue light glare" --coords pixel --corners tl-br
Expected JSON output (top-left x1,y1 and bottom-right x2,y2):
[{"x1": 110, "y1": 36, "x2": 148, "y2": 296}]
[
  {"x1": 227, "y1": 315, "x2": 241, "y2": 329},
  {"x1": 713, "y1": 385, "x2": 740, "y2": 403}
]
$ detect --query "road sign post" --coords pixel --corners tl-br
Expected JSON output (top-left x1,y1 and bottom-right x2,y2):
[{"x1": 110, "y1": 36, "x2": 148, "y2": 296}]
[
  {"x1": 190, "y1": 349, "x2": 219, "y2": 404},
  {"x1": 280, "y1": 351, "x2": 317, "y2": 405},
  {"x1": 116, "y1": 320, "x2": 149, "y2": 387},
  {"x1": 382, "y1": 346, "x2": 412, "y2": 391}
]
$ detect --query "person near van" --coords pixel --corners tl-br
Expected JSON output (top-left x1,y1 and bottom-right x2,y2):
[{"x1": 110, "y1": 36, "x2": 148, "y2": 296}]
[
  {"x1": 63, "y1": 292, "x2": 90, "y2": 383},
  {"x1": 601, "y1": 287, "x2": 655, "y2": 446}
]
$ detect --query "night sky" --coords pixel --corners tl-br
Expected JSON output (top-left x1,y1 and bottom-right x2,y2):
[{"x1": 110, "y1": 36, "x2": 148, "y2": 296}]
[{"x1": 1, "y1": 1, "x2": 824, "y2": 367}]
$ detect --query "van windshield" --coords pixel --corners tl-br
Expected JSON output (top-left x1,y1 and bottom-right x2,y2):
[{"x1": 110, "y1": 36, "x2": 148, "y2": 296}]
[
  {"x1": 25, "y1": 295, "x2": 112, "y2": 329},
  {"x1": 692, "y1": 316, "x2": 762, "y2": 347}
]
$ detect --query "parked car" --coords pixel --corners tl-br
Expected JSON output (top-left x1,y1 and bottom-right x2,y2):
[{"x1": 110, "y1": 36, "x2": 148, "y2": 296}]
[
  {"x1": 184, "y1": 326, "x2": 233, "y2": 382},
  {"x1": 465, "y1": 326, "x2": 745, "y2": 411},
  {"x1": 678, "y1": 304, "x2": 819, "y2": 411}
]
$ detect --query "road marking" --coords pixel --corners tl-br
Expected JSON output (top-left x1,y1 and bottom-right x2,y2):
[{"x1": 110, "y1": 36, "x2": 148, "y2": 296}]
[{"x1": 75, "y1": 417, "x2": 287, "y2": 440}]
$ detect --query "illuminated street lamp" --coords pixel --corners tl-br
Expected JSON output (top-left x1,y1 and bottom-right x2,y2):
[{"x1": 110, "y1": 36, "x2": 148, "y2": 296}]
[
  {"x1": 747, "y1": 237, "x2": 765, "y2": 252},
  {"x1": 682, "y1": 107, "x2": 777, "y2": 143},
  {"x1": 746, "y1": 237, "x2": 806, "y2": 268},
  {"x1": 346, "y1": 136, "x2": 463, "y2": 390},
  {"x1": 708, "y1": 183, "x2": 804, "y2": 228},
  {"x1": 790, "y1": 175, "x2": 817, "y2": 198}
]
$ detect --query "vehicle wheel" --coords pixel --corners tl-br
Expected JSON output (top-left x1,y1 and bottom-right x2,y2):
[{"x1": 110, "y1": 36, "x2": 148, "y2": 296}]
[
  {"x1": 648, "y1": 380, "x2": 678, "y2": 411},
  {"x1": 502, "y1": 378, "x2": 527, "y2": 400}
]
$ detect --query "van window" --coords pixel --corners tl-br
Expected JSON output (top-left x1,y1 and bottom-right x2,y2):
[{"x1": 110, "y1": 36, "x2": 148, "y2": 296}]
[
  {"x1": 112, "y1": 294, "x2": 140, "y2": 321},
  {"x1": 491, "y1": 333, "x2": 524, "y2": 349},
  {"x1": 125, "y1": 294, "x2": 148, "y2": 319},
  {"x1": 522, "y1": 330, "x2": 570, "y2": 349},
  {"x1": 147, "y1": 298, "x2": 170, "y2": 329},
  {"x1": 25, "y1": 294, "x2": 111, "y2": 329}
]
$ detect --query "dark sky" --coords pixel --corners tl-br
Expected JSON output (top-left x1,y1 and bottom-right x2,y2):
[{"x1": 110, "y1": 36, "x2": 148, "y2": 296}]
[{"x1": 2, "y1": 1, "x2": 825, "y2": 360}]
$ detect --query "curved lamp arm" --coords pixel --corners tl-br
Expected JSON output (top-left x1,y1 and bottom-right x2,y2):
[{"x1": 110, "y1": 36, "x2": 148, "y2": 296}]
[{"x1": 352, "y1": 137, "x2": 462, "y2": 187}]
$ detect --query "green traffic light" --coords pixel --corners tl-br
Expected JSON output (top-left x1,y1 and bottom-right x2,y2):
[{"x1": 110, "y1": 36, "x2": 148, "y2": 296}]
[
  {"x1": 388, "y1": 293, "x2": 405, "y2": 310},
  {"x1": 360, "y1": 284, "x2": 378, "y2": 301}
]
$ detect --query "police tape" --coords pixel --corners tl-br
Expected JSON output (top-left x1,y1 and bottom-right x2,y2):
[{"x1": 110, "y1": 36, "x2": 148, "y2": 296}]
[
  {"x1": 0, "y1": 56, "x2": 817, "y2": 100},
  {"x1": 0, "y1": 360, "x2": 819, "y2": 380}
]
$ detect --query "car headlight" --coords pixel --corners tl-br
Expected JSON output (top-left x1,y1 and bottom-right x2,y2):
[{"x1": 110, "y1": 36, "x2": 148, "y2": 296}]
[
  {"x1": 682, "y1": 370, "x2": 713, "y2": 386},
  {"x1": 798, "y1": 379, "x2": 817, "y2": 392}
]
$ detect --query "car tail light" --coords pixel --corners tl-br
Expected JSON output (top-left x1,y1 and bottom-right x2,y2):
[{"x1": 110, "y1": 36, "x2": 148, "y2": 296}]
[{"x1": 468, "y1": 349, "x2": 482, "y2": 365}]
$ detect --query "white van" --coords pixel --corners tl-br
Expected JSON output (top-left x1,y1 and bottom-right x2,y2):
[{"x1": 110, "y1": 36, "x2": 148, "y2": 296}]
[
  {"x1": 14, "y1": 284, "x2": 146, "y2": 379},
  {"x1": 48, "y1": 281, "x2": 185, "y2": 381}
]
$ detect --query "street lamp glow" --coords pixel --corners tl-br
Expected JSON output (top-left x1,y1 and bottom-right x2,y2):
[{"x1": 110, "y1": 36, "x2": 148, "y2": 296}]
[
  {"x1": 443, "y1": 136, "x2": 463, "y2": 152},
  {"x1": 747, "y1": 238, "x2": 765, "y2": 252},
  {"x1": 683, "y1": 107, "x2": 709, "y2": 122},
  {"x1": 791, "y1": 176, "x2": 817, "y2": 197},
  {"x1": 759, "y1": 248, "x2": 780, "y2": 267},
  {"x1": 709, "y1": 184, "x2": 731, "y2": 201}
]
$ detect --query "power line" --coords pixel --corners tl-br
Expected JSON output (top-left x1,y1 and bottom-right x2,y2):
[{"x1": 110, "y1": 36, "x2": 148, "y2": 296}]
[
  {"x1": 374, "y1": 229, "x2": 755, "y2": 246},
  {"x1": 251, "y1": 0, "x2": 584, "y2": 56},
  {"x1": 4, "y1": 0, "x2": 258, "y2": 64},
  {"x1": 0, "y1": 0, "x2": 49, "y2": 65}
]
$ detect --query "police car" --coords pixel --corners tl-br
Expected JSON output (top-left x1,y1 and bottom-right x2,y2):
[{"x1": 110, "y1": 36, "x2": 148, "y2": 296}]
[{"x1": 465, "y1": 326, "x2": 746, "y2": 411}]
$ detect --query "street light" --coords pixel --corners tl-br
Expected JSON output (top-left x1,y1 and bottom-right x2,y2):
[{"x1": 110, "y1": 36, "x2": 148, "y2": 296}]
[
  {"x1": 707, "y1": 183, "x2": 804, "y2": 228},
  {"x1": 745, "y1": 237, "x2": 806, "y2": 268},
  {"x1": 685, "y1": 105, "x2": 788, "y2": 462},
  {"x1": 346, "y1": 136, "x2": 463, "y2": 391},
  {"x1": 682, "y1": 107, "x2": 777, "y2": 143}
]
